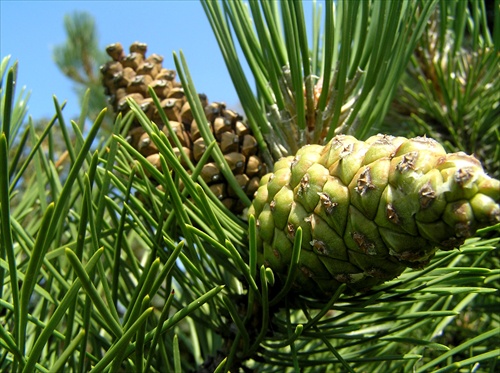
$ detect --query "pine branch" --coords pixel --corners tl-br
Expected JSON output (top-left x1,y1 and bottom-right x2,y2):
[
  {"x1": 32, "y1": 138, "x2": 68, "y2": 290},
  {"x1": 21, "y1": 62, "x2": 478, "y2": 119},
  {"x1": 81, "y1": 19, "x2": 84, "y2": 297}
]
[{"x1": 1, "y1": 2, "x2": 499, "y2": 372}]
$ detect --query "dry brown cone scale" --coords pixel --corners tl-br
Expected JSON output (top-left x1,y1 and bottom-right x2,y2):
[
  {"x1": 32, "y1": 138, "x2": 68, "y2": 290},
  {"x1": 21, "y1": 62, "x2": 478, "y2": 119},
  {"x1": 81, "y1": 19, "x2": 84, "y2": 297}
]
[{"x1": 101, "y1": 42, "x2": 268, "y2": 213}]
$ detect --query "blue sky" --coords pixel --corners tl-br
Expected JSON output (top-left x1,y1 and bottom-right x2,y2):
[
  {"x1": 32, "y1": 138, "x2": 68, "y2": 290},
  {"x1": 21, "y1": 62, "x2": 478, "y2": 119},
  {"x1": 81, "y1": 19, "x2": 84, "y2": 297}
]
[{"x1": 1, "y1": 0, "x2": 265, "y2": 121}]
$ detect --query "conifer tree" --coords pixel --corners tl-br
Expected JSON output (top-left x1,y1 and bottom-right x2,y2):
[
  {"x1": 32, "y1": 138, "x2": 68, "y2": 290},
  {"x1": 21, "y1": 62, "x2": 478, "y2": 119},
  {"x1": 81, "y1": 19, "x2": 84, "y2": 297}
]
[{"x1": 53, "y1": 11, "x2": 112, "y2": 129}]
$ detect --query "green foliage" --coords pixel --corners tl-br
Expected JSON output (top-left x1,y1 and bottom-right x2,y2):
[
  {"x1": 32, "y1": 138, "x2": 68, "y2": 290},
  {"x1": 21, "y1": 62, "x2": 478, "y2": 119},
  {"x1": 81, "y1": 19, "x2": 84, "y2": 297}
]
[
  {"x1": 0, "y1": 56, "x2": 30, "y2": 146},
  {"x1": 1, "y1": 58, "x2": 225, "y2": 372},
  {"x1": 202, "y1": 0, "x2": 439, "y2": 157},
  {"x1": 386, "y1": 0, "x2": 500, "y2": 179},
  {"x1": 1, "y1": 1, "x2": 499, "y2": 372}
]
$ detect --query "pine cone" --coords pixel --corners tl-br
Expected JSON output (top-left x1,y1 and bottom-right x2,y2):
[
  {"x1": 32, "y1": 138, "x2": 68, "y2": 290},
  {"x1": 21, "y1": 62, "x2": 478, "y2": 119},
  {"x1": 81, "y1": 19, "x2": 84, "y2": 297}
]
[
  {"x1": 101, "y1": 42, "x2": 267, "y2": 213},
  {"x1": 248, "y1": 134, "x2": 500, "y2": 297}
]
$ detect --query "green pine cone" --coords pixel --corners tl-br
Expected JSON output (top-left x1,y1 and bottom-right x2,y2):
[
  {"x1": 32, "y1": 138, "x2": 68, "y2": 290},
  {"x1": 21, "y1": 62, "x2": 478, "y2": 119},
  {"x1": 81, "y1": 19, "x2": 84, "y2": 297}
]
[{"x1": 248, "y1": 134, "x2": 500, "y2": 297}]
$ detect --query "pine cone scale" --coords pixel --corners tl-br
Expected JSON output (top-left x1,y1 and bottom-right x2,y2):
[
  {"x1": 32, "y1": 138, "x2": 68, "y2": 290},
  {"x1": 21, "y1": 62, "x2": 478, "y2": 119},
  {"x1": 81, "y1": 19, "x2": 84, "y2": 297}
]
[{"x1": 101, "y1": 42, "x2": 267, "y2": 213}]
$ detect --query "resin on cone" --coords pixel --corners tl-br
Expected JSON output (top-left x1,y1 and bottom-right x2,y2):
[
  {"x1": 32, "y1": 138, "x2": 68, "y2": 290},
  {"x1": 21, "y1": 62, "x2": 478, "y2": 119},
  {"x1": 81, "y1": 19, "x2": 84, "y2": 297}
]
[{"x1": 248, "y1": 134, "x2": 500, "y2": 297}]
